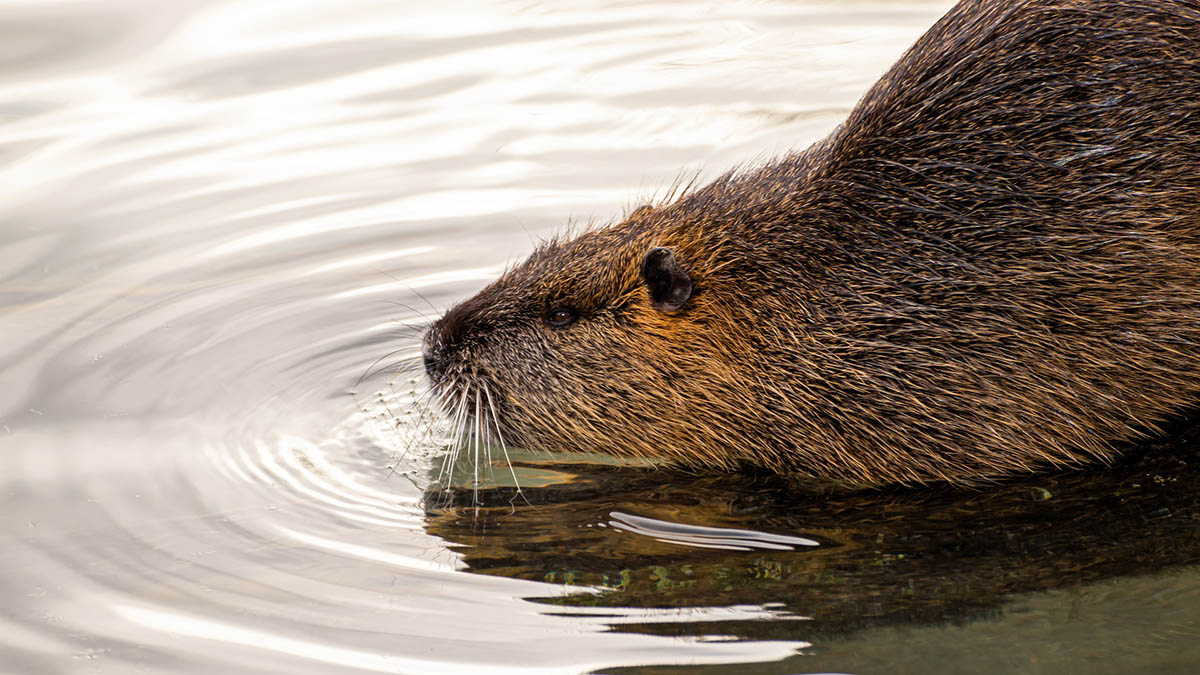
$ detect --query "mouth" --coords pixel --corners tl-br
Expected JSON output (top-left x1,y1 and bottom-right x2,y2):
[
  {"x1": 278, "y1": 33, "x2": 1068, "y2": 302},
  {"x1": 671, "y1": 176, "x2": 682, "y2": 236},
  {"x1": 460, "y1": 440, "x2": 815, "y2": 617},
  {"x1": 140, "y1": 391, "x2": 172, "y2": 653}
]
[
  {"x1": 426, "y1": 366, "x2": 517, "y2": 435},
  {"x1": 443, "y1": 396, "x2": 530, "y2": 471}
]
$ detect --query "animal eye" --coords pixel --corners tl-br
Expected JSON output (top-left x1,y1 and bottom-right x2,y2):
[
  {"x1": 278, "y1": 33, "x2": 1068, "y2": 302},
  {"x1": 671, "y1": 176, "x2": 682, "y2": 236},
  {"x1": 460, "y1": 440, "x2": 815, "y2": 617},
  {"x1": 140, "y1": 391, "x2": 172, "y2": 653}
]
[{"x1": 543, "y1": 307, "x2": 578, "y2": 328}]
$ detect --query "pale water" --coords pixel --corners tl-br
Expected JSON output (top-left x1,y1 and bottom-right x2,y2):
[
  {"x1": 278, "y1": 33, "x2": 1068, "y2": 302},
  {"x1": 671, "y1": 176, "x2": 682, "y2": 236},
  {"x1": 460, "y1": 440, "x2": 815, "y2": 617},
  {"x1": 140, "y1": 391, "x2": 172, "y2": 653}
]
[{"x1": 3, "y1": 1, "x2": 1200, "y2": 674}]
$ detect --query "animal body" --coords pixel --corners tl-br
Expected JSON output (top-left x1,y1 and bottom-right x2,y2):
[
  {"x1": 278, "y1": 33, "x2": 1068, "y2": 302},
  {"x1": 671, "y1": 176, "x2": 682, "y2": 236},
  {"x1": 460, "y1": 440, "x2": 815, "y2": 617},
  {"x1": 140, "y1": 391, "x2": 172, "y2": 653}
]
[{"x1": 422, "y1": 0, "x2": 1200, "y2": 487}]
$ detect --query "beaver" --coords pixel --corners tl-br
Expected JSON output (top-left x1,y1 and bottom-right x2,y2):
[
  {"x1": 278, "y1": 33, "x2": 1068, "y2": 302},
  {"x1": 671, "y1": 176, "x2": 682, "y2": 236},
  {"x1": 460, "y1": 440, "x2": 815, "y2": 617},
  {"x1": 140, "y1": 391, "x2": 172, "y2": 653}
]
[{"x1": 420, "y1": 0, "x2": 1200, "y2": 487}]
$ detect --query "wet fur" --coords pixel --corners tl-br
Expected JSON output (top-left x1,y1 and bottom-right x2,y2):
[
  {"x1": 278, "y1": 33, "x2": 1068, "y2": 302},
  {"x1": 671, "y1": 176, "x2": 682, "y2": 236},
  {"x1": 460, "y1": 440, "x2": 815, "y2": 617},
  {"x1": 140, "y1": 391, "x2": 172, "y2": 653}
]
[{"x1": 423, "y1": 0, "x2": 1200, "y2": 487}]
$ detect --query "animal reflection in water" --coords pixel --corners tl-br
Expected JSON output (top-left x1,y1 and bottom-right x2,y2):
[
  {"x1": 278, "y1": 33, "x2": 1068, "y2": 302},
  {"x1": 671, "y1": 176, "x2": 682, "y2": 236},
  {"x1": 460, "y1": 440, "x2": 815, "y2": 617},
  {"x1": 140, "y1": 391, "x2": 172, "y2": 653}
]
[{"x1": 424, "y1": 434, "x2": 1200, "y2": 642}]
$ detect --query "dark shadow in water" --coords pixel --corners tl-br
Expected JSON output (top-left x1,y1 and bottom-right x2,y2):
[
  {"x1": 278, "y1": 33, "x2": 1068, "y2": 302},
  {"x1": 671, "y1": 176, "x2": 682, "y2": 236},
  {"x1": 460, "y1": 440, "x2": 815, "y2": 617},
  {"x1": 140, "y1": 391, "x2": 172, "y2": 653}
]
[{"x1": 423, "y1": 424, "x2": 1200, "y2": 648}]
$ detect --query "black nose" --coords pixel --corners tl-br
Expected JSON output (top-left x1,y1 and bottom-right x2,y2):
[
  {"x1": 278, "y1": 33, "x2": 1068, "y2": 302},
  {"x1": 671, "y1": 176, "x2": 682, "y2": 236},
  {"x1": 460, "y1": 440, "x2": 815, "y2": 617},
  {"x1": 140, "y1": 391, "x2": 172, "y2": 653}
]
[
  {"x1": 422, "y1": 303, "x2": 468, "y2": 383},
  {"x1": 423, "y1": 350, "x2": 447, "y2": 382},
  {"x1": 422, "y1": 327, "x2": 448, "y2": 382}
]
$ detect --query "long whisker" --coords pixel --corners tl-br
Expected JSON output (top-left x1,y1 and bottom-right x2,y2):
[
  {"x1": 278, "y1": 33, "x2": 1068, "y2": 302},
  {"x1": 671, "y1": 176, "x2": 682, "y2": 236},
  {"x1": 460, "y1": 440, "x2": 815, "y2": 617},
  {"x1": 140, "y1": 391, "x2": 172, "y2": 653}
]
[
  {"x1": 481, "y1": 389, "x2": 494, "y2": 488},
  {"x1": 367, "y1": 267, "x2": 440, "y2": 324},
  {"x1": 482, "y1": 383, "x2": 525, "y2": 505},
  {"x1": 436, "y1": 384, "x2": 461, "y2": 485},
  {"x1": 356, "y1": 347, "x2": 416, "y2": 391},
  {"x1": 405, "y1": 285, "x2": 441, "y2": 318},
  {"x1": 388, "y1": 319, "x2": 433, "y2": 333},
  {"x1": 371, "y1": 298, "x2": 436, "y2": 321},
  {"x1": 471, "y1": 385, "x2": 482, "y2": 509},
  {"x1": 440, "y1": 384, "x2": 471, "y2": 488},
  {"x1": 384, "y1": 353, "x2": 425, "y2": 388}
]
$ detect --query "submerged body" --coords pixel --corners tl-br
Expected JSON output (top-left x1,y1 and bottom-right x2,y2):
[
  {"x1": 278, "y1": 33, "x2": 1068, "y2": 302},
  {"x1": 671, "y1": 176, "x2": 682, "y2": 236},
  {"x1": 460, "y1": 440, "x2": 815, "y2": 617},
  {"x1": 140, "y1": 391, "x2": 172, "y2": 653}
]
[{"x1": 423, "y1": 0, "x2": 1200, "y2": 487}]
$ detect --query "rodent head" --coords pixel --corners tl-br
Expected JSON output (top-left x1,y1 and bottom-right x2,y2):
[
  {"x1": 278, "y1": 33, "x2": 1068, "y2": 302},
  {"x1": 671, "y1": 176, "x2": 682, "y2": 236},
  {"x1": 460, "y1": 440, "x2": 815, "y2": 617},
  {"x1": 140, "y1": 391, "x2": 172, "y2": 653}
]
[{"x1": 422, "y1": 207, "x2": 770, "y2": 469}]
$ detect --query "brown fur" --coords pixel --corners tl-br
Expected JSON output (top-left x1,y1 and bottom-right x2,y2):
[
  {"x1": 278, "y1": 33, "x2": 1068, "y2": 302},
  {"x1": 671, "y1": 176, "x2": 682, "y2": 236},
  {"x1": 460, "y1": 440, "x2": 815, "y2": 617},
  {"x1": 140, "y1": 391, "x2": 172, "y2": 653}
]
[{"x1": 422, "y1": 0, "x2": 1200, "y2": 487}]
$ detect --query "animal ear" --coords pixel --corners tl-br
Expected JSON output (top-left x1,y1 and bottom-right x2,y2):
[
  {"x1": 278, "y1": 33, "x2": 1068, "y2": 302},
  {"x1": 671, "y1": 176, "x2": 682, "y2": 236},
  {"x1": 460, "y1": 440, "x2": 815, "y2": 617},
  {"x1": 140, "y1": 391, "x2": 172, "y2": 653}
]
[{"x1": 642, "y1": 247, "x2": 693, "y2": 312}]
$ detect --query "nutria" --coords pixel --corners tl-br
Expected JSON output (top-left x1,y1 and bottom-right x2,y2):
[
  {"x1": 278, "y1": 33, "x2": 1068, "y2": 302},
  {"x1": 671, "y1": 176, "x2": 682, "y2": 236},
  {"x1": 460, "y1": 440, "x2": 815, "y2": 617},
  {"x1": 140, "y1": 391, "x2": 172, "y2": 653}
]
[{"x1": 421, "y1": 0, "x2": 1200, "y2": 487}]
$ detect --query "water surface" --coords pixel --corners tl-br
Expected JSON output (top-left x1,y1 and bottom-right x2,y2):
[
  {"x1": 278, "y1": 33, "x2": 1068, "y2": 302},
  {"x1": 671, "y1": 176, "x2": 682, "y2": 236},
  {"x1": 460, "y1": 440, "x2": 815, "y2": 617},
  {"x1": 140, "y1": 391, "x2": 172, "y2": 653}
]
[{"x1": 3, "y1": 1, "x2": 1200, "y2": 673}]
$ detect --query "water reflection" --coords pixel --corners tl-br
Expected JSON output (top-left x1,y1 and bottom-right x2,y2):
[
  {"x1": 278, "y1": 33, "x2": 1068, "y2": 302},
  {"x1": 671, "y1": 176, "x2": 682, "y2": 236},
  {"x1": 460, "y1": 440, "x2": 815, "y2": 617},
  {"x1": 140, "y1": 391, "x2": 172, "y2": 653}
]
[{"x1": 427, "y1": 433, "x2": 1200, "y2": 672}]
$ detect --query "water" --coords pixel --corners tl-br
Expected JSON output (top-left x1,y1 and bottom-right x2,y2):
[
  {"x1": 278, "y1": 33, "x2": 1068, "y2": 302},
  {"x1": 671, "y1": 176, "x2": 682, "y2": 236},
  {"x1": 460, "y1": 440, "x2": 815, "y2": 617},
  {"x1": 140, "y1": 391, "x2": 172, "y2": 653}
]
[{"x1": 3, "y1": 1, "x2": 1199, "y2": 673}]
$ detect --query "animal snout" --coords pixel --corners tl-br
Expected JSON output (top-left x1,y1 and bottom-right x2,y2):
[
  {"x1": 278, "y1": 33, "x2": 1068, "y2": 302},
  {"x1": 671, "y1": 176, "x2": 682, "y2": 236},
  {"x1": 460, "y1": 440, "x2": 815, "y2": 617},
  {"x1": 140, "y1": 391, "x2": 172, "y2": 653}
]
[
  {"x1": 422, "y1": 325, "x2": 450, "y2": 382},
  {"x1": 422, "y1": 303, "x2": 468, "y2": 383}
]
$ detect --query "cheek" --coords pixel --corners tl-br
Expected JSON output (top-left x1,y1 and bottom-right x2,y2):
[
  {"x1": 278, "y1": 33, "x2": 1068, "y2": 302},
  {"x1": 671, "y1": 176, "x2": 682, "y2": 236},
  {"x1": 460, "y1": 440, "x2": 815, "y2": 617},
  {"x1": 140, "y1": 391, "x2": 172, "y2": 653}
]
[
  {"x1": 460, "y1": 328, "x2": 534, "y2": 382},
  {"x1": 497, "y1": 324, "x2": 623, "y2": 393},
  {"x1": 480, "y1": 318, "x2": 676, "y2": 405},
  {"x1": 560, "y1": 325, "x2": 675, "y2": 399},
  {"x1": 565, "y1": 320, "x2": 646, "y2": 364}
]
